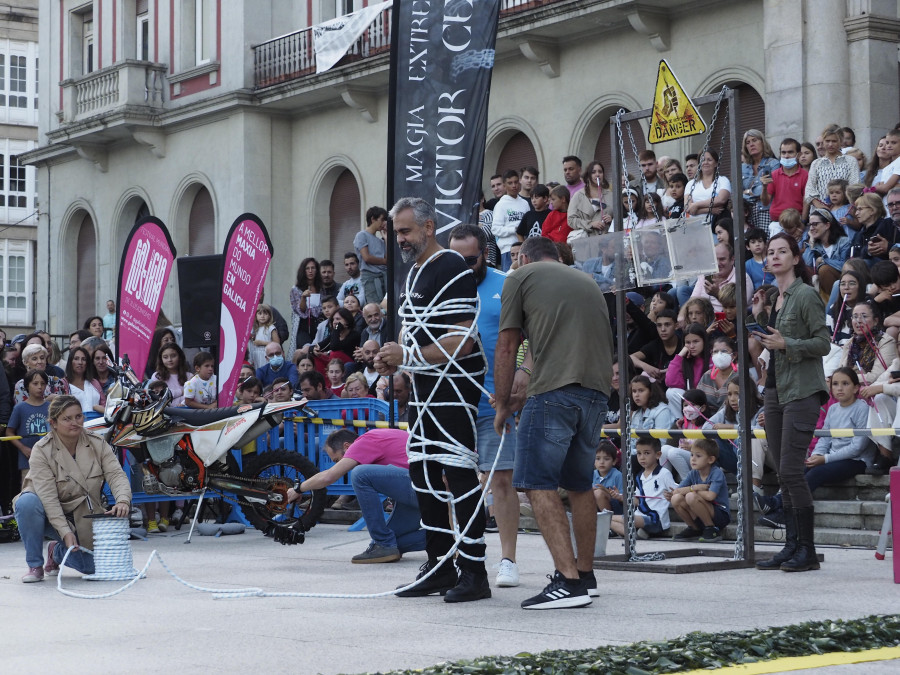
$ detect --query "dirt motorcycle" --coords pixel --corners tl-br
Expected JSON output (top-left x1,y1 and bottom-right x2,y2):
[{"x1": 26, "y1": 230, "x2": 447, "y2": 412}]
[{"x1": 85, "y1": 356, "x2": 326, "y2": 544}]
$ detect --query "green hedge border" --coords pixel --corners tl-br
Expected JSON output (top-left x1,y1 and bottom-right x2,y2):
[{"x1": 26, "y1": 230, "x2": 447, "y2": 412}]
[{"x1": 359, "y1": 614, "x2": 900, "y2": 675}]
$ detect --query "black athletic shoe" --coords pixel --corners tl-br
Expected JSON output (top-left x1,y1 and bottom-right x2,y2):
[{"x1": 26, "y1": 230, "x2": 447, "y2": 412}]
[
  {"x1": 522, "y1": 571, "x2": 592, "y2": 610},
  {"x1": 444, "y1": 567, "x2": 491, "y2": 603},
  {"x1": 395, "y1": 559, "x2": 458, "y2": 597},
  {"x1": 673, "y1": 526, "x2": 702, "y2": 541},
  {"x1": 578, "y1": 569, "x2": 599, "y2": 598},
  {"x1": 754, "y1": 492, "x2": 775, "y2": 514},
  {"x1": 699, "y1": 525, "x2": 722, "y2": 543},
  {"x1": 484, "y1": 516, "x2": 499, "y2": 533}
]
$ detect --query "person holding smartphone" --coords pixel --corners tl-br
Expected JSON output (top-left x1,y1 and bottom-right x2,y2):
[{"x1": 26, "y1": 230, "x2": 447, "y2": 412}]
[
  {"x1": 852, "y1": 193, "x2": 897, "y2": 265},
  {"x1": 751, "y1": 233, "x2": 830, "y2": 573}
]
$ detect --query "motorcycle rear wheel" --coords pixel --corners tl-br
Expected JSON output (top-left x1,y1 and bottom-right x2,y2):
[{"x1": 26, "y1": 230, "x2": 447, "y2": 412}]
[{"x1": 240, "y1": 450, "x2": 327, "y2": 533}]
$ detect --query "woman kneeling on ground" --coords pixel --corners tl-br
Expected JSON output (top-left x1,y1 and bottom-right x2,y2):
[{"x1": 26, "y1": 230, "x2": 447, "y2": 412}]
[{"x1": 12, "y1": 395, "x2": 131, "y2": 582}]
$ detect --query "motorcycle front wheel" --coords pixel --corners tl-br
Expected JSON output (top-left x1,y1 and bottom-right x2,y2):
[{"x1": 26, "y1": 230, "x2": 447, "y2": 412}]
[{"x1": 239, "y1": 450, "x2": 327, "y2": 533}]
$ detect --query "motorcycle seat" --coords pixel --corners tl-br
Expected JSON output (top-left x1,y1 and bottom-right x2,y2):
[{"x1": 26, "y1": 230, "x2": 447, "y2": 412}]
[{"x1": 164, "y1": 402, "x2": 266, "y2": 426}]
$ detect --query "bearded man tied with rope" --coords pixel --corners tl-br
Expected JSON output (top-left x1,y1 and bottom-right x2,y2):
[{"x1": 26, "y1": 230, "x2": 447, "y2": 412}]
[{"x1": 375, "y1": 197, "x2": 491, "y2": 603}]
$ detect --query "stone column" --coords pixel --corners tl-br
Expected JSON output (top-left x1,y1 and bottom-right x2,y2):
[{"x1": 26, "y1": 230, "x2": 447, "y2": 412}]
[
  {"x1": 844, "y1": 0, "x2": 900, "y2": 152},
  {"x1": 802, "y1": 0, "x2": 851, "y2": 143},
  {"x1": 763, "y1": 0, "x2": 807, "y2": 145}
]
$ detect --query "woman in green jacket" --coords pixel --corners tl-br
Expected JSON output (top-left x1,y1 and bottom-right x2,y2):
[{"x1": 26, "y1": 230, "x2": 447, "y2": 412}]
[{"x1": 750, "y1": 233, "x2": 831, "y2": 573}]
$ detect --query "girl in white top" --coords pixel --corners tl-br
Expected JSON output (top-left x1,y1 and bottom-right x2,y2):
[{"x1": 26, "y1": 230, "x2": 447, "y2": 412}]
[
  {"x1": 685, "y1": 149, "x2": 732, "y2": 219},
  {"x1": 65, "y1": 346, "x2": 104, "y2": 417},
  {"x1": 249, "y1": 304, "x2": 280, "y2": 370},
  {"x1": 148, "y1": 343, "x2": 189, "y2": 406}
]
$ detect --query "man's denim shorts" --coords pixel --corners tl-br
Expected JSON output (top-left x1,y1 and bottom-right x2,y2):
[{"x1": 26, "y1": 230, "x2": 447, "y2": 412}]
[{"x1": 513, "y1": 384, "x2": 608, "y2": 492}]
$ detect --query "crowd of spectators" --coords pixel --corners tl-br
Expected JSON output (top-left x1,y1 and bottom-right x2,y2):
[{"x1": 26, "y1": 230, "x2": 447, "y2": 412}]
[
  {"x1": 5, "y1": 122, "x2": 898, "y2": 547},
  {"x1": 477, "y1": 120, "x2": 900, "y2": 539}
]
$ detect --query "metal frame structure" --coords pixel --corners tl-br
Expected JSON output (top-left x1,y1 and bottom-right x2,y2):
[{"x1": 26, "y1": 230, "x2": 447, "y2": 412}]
[{"x1": 597, "y1": 87, "x2": 757, "y2": 573}]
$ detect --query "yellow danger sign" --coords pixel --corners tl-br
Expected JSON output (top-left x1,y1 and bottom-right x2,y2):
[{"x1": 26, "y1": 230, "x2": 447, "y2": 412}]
[{"x1": 648, "y1": 60, "x2": 706, "y2": 144}]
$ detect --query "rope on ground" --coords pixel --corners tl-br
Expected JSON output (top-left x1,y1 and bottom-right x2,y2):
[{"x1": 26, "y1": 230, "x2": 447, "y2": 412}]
[{"x1": 57, "y1": 435, "x2": 509, "y2": 601}]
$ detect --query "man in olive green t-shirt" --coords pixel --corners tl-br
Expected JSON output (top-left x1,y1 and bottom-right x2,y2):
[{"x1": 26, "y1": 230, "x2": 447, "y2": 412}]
[{"x1": 494, "y1": 236, "x2": 614, "y2": 610}]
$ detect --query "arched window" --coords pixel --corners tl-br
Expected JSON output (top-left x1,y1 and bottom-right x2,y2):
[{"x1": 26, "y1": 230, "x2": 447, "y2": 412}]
[
  {"x1": 76, "y1": 212, "x2": 96, "y2": 324},
  {"x1": 188, "y1": 186, "x2": 215, "y2": 255},
  {"x1": 496, "y1": 132, "x2": 538, "y2": 176},
  {"x1": 329, "y1": 169, "x2": 361, "y2": 265}
]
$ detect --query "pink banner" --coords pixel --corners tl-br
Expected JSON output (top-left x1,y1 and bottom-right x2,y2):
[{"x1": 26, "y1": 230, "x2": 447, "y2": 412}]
[
  {"x1": 116, "y1": 217, "x2": 176, "y2": 376},
  {"x1": 218, "y1": 214, "x2": 273, "y2": 404}
]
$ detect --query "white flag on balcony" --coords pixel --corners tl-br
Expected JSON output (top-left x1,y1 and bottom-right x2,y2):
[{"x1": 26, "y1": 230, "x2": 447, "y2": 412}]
[{"x1": 313, "y1": 0, "x2": 393, "y2": 74}]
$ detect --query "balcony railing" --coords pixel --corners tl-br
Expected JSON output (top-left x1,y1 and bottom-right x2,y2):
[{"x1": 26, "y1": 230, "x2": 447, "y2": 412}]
[
  {"x1": 253, "y1": 0, "x2": 561, "y2": 90},
  {"x1": 254, "y1": 7, "x2": 392, "y2": 89},
  {"x1": 60, "y1": 60, "x2": 167, "y2": 123}
]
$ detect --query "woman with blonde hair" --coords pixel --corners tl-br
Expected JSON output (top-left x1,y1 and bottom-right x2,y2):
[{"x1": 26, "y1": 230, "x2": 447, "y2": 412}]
[
  {"x1": 342, "y1": 372, "x2": 371, "y2": 399},
  {"x1": 12, "y1": 395, "x2": 131, "y2": 582},
  {"x1": 741, "y1": 129, "x2": 779, "y2": 228},
  {"x1": 805, "y1": 124, "x2": 856, "y2": 211}
]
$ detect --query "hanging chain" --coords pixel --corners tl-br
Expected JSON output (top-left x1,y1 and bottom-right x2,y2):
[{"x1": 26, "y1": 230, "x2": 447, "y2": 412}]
[
  {"x1": 615, "y1": 110, "x2": 637, "y2": 229},
  {"x1": 688, "y1": 85, "x2": 730, "y2": 227},
  {"x1": 615, "y1": 110, "x2": 639, "y2": 556},
  {"x1": 625, "y1": 121, "x2": 662, "y2": 224},
  {"x1": 623, "y1": 419, "x2": 637, "y2": 560},
  {"x1": 732, "y1": 427, "x2": 746, "y2": 560}
]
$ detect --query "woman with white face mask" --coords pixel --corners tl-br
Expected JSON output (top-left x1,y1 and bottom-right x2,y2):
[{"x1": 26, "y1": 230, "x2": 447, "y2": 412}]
[{"x1": 696, "y1": 337, "x2": 738, "y2": 413}]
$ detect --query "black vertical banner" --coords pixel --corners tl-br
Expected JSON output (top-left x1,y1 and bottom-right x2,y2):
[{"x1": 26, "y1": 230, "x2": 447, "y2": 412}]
[{"x1": 385, "y1": 0, "x2": 500, "y2": 337}]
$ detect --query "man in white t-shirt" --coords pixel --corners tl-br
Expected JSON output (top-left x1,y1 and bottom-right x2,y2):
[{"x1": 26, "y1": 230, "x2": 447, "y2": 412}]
[
  {"x1": 491, "y1": 170, "x2": 529, "y2": 271},
  {"x1": 336, "y1": 252, "x2": 366, "y2": 306}
]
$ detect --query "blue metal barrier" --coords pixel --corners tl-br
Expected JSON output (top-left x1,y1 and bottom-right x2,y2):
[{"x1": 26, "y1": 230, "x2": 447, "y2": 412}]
[
  {"x1": 290, "y1": 398, "x2": 394, "y2": 496},
  {"x1": 104, "y1": 399, "x2": 399, "y2": 510}
]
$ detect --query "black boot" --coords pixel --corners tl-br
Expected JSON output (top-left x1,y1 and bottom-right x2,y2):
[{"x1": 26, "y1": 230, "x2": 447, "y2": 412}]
[
  {"x1": 781, "y1": 506, "x2": 820, "y2": 572},
  {"x1": 444, "y1": 566, "x2": 491, "y2": 603},
  {"x1": 395, "y1": 559, "x2": 458, "y2": 597},
  {"x1": 756, "y1": 506, "x2": 798, "y2": 570}
]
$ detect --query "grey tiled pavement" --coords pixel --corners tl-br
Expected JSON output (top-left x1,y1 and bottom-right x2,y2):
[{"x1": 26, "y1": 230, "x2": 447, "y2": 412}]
[{"x1": 1, "y1": 523, "x2": 898, "y2": 674}]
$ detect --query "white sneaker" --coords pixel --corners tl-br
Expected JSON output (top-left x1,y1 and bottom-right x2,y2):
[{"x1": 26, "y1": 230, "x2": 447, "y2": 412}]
[
  {"x1": 494, "y1": 558, "x2": 520, "y2": 587},
  {"x1": 172, "y1": 508, "x2": 184, "y2": 523}
]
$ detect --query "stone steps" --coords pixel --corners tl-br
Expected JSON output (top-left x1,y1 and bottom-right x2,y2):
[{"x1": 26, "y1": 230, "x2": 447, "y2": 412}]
[
  {"x1": 753, "y1": 473, "x2": 890, "y2": 503},
  {"x1": 318, "y1": 474, "x2": 896, "y2": 550}
]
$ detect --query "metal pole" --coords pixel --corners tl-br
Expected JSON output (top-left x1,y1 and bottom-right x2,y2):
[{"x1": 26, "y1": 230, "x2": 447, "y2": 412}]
[
  {"x1": 609, "y1": 112, "x2": 635, "y2": 558},
  {"x1": 727, "y1": 87, "x2": 755, "y2": 562}
]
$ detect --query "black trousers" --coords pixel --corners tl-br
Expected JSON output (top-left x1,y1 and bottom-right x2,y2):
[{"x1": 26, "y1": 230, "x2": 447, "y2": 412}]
[
  {"x1": 408, "y1": 372, "x2": 485, "y2": 571},
  {"x1": 764, "y1": 389, "x2": 821, "y2": 510}
]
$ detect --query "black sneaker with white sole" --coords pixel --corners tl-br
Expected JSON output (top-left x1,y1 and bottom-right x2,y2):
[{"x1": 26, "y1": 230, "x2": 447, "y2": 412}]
[
  {"x1": 522, "y1": 571, "x2": 592, "y2": 609},
  {"x1": 578, "y1": 569, "x2": 599, "y2": 598}
]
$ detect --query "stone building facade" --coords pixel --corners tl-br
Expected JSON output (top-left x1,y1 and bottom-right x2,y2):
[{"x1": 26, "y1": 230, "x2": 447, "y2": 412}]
[{"x1": 23, "y1": 0, "x2": 900, "y2": 336}]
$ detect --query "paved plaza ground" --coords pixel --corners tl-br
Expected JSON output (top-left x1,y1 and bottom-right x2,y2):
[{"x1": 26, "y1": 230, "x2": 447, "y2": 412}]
[{"x1": 1, "y1": 522, "x2": 898, "y2": 674}]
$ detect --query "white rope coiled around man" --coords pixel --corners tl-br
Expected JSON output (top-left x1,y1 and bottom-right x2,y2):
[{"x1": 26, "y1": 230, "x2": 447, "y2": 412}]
[{"x1": 399, "y1": 249, "x2": 493, "y2": 562}]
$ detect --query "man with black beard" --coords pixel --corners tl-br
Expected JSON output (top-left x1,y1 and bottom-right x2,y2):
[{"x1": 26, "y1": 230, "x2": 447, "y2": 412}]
[{"x1": 376, "y1": 198, "x2": 489, "y2": 603}]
